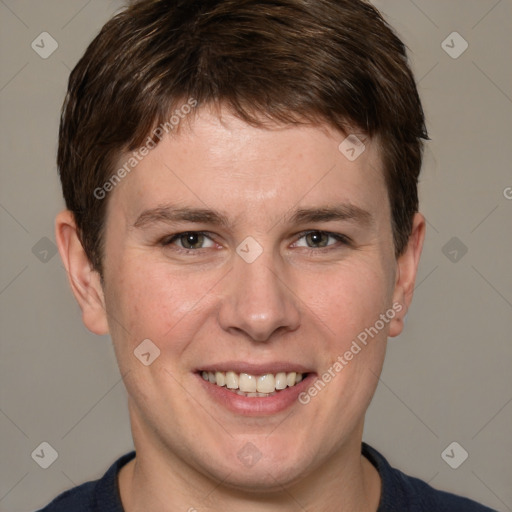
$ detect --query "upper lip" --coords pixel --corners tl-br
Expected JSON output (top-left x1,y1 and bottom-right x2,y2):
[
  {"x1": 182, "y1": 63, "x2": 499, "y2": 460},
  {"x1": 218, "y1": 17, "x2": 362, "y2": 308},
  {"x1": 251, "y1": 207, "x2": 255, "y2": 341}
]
[{"x1": 197, "y1": 361, "x2": 314, "y2": 375}]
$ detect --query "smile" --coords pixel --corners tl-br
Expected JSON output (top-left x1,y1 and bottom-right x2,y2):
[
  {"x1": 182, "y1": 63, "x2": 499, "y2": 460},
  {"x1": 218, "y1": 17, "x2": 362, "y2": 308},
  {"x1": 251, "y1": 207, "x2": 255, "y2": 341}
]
[{"x1": 201, "y1": 371, "x2": 305, "y2": 397}]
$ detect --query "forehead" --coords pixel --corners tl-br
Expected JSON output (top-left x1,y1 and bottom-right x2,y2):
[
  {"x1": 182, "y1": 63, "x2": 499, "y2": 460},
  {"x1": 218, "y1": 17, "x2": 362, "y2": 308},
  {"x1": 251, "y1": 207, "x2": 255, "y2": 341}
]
[{"x1": 106, "y1": 107, "x2": 389, "y2": 229}]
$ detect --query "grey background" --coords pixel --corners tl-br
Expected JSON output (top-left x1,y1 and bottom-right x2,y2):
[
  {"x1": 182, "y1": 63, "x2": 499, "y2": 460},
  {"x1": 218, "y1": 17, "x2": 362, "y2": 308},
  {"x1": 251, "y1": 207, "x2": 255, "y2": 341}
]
[{"x1": 0, "y1": 1, "x2": 511, "y2": 511}]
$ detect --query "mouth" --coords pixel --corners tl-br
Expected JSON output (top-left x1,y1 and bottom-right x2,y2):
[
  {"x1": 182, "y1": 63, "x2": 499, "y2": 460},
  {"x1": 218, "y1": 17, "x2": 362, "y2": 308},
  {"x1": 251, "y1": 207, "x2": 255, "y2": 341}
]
[
  {"x1": 195, "y1": 365, "x2": 315, "y2": 415},
  {"x1": 200, "y1": 370, "x2": 307, "y2": 398}
]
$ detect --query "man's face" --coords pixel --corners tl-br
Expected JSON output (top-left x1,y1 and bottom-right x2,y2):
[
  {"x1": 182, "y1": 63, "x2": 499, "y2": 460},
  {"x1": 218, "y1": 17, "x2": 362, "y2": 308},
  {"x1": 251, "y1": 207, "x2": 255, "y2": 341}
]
[{"x1": 98, "y1": 107, "x2": 408, "y2": 489}]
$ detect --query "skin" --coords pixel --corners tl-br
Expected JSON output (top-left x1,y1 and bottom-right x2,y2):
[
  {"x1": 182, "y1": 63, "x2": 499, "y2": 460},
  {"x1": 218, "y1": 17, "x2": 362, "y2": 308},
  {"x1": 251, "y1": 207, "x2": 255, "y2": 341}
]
[{"x1": 56, "y1": 105, "x2": 425, "y2": 512}]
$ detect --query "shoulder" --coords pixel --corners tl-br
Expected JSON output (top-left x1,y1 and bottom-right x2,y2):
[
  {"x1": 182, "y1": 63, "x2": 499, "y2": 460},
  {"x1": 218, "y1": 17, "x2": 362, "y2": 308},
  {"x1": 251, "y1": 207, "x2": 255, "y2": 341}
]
[
  {"x1": 362, "y1": 443, "x2": 498, "y2": 512},
  {"x1": 35, "y1": 451, "x2": 136, "y2": 512},
  {"x1": 35, "y1": 480, "x2": 96, "y2": 512}
]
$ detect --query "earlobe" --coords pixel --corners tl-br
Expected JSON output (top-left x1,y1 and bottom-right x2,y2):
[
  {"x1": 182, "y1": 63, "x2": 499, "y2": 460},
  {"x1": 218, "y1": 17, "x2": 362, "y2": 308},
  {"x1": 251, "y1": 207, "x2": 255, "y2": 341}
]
[
  {"x1": 55, "y1": 210, "x2": 109, "y2": 335},
  {"x1": 389, "y1": 212, "x2": 426, "y2": 338}
]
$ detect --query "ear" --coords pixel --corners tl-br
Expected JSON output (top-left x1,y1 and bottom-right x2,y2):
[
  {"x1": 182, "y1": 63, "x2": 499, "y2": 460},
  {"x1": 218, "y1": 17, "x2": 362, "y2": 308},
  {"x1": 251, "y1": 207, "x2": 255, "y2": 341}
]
[
  {"x1": 55, "y1": 210, "x2": 109, "y2": 335},
  {"x1": 389, "y1": 212, "x2": 426, "y2": 338}
]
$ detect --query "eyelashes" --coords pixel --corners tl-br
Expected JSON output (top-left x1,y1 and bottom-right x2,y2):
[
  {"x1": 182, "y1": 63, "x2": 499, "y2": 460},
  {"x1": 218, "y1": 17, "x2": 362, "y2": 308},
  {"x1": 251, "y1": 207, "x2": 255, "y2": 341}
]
[
  {"x1": 161, "y1": 231, "x2": 215, "y2": 251},
  {"x1": 293, "y1": 230, "x2": 351, "y2": 249},
  {"x1": 159, "y1": 230, "x2": 352, "y2": 254}
]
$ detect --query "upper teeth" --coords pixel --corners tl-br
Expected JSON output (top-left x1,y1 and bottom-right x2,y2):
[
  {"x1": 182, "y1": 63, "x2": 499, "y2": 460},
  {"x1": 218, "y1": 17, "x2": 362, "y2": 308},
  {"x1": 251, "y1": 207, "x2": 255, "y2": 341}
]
[{"x1": 201, "y1": 371, "x2": 304, "y2": 393}]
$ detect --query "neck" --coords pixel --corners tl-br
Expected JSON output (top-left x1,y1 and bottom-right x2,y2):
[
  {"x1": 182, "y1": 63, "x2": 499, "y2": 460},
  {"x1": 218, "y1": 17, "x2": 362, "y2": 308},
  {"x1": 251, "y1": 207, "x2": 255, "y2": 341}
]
[{"x1": 119, "y1": 417, "x2": 381, "y2": 512}]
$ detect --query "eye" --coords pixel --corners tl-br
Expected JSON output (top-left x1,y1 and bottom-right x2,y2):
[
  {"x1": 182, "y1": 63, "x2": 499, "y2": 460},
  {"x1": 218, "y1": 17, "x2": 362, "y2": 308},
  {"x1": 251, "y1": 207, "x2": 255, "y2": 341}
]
[
  {"x1": 294, "y1": 230, "x2": 350, "y2": 249},
  {"x1": 162, "y1": 231, "x2": 216, "y2": 250},
  {"x1": 159, "y1": 230, "x2": 350, "y2": 254}
]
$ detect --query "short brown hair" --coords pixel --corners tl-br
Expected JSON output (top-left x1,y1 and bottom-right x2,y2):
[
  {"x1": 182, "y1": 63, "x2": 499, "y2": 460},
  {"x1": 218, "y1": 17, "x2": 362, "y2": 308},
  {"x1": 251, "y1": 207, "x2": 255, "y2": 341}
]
[{"x1": 58, "y1": 0, "x2": 428, "y2": 276}]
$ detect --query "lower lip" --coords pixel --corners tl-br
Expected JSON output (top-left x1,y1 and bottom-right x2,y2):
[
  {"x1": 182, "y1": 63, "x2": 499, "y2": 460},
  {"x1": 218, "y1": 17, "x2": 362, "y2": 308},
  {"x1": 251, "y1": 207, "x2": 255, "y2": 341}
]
[{"x1": 195, "y1": 373, "x2": 316, "y2": 416}]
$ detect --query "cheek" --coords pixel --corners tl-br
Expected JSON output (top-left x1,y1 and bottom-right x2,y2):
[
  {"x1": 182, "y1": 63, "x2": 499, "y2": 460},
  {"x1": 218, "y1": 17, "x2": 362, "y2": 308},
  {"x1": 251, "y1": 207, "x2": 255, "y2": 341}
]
[
  {"x1": 105, "y1": 258, "x2": 218, "y2": 350},
  {"x1": 299, "y1": 266, "x2": 390, "y2": 426},
  {"x1": 105, "y1": 246, "x2": 394, "y2": 365},
  {"x1": 300, "y1": 261, "x2": 392, "y2": 346}
]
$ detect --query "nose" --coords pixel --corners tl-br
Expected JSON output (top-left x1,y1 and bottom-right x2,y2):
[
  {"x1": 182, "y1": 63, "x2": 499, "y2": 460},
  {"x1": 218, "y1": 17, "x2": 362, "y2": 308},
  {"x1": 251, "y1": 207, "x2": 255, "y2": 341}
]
[{"x1": 217, "y1": 249, "x2": 301, "y2": 342}]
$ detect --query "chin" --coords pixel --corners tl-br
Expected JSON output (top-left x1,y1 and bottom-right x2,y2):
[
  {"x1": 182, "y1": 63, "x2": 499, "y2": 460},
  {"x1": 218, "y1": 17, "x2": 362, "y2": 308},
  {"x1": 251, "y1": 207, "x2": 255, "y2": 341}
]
[{"x1": 194, "y1": 441, "x2": 313, "y2": 493}]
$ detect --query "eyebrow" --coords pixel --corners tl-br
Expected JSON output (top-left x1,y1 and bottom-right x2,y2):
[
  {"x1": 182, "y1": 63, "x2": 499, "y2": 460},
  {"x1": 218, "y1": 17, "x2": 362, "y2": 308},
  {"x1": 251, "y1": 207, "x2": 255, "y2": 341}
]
[{"x1": 132, "y1": 203, "x2": 373, "y2": 230}]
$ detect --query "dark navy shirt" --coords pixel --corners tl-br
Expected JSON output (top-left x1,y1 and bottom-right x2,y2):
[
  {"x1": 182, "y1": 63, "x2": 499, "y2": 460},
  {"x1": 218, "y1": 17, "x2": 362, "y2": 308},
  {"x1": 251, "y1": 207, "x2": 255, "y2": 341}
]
[{"x1": 37, "y1": 442, "x2": 497, "y2": 511}]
